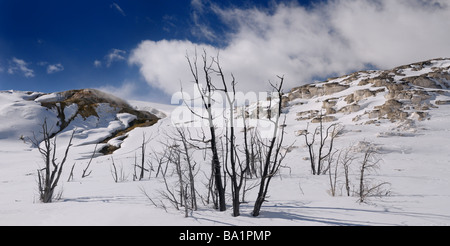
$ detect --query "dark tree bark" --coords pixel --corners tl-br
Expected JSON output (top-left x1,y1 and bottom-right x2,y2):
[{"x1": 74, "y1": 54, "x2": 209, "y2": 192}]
[
  {"x1": 186, "y1": 50, "x2": 226, "y2": 212},
  {"x1": 31, "y1": 119, "x2": 75, "y2": 203},
  {"x1": 252, "y1": 76, "x2": 287, "y2": 217}
]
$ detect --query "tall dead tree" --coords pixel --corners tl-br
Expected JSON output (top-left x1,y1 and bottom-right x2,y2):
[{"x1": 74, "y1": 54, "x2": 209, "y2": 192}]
[
  {"x1": 185, "y1": 50, "x2": 226, "y2": 211},
  {"x1": 140, "y1": 132, "x2": 147, "y2": 180},
  {"x1": 252, "y1": 77, "x2": 288, "y2": 217},
  {"x1": 212, "y1": 55, "x2": 251, "y2": 217}
]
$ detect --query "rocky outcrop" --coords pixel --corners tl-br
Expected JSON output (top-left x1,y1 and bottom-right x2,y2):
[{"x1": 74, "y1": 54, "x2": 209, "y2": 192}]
[
  {"x1": 35, "y1": 89, "x2": 160, "y2": 154},
  {"x1": 287, "y1": 58, "x2": 450, "y2": 125},
  {"x1": 289, "y1": 82, "x2": 349, "y2": 100}
]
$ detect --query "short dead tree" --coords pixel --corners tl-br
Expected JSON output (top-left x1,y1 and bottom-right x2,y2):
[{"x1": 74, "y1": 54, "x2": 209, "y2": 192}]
[
  {"x1": 358, "y1": 146, "x2": 391, "y2": 203},
  {"x1": 30, "y1": 120, "x2": 75, "y2": 203},
  {"x1": 155, "y1": 128, "x2": 200, "y2": 217},
  {"x1": 300, "y1": 114, "x2": 342, "y2": 175}
]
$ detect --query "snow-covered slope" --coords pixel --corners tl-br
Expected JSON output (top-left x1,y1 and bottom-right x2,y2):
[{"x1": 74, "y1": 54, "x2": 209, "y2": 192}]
[{"x1": 1, "y1": 59, "x2": 450, "y2": 226}]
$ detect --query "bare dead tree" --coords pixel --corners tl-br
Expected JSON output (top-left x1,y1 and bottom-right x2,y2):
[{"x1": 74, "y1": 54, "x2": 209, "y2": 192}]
[
  {"x1": 131, "y1": 132, "x2": 152, "y2": 181},
  {"x1": 152, "y1": 146, "x2": 170, "y2": 178},
  {"x1": 175, "y1": 127, "x2": 199, "y2": 212},
  {"x1": 209, "y1": 55, "x2": 252, "y2": 217},
  {"x1": 67, "y1": 162, "x2": 76, "y2": 182},
  {"x1": 140, "y1": 132, "x2": 146, "y2": 180},
  {"x1": 159, "y1": 145, "x2": 180, "y2": 210},
  {"x1": 252, "y1": 76, "x2": 288, "y2": 217},
  {"x1": 340, "y1": 147, "x2": 356, "y2": 197},
  {"x1": 82, "y1": 143, "x2": 97, "y2": 178},
  {"x1": 110, "y1": 156, "x2": 128, "y2": 183},
  {"x1": 30, "y1": 120, "x2": 75, "y2": 203},
  {"x1": 155, "y1": 128, "x2": 200, "y2": 216},
  {"x1": 111, "y1": 156, "x2": 119, "y2": 183},
  {"x1": 301, "y1": 114, "x2": 341, "y2": 175},
  {"x1": 139, "y1": 186, "x2": 158, "y2": 208},
  {"x1": 185, "y1": 50, "x2": 226, "y2": 211},
  {"x1": 327, "y1": 150, "x2": 339, "y2": 197},
  {"x1": 182, "y1": 51, "x2": 290, "y2": 217},
  {"x1": 358, "y1": 145, "x2": 390, "y2": 203}
]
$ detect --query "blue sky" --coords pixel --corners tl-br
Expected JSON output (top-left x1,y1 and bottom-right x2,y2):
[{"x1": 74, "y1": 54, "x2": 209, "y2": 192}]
[
  {"x1": 0, "y1": 0, "x2": 224, "y2": 100},
  {"x1": 1, "y1": 0, "x2": 450, "y2": 103},
  {"x1": 0, "y1": 0, "x2": 314, "y2": 102}
]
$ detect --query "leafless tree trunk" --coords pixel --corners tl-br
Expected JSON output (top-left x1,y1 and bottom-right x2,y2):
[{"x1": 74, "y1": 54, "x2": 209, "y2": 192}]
[
  {"x1": 67, "y1": 162, "x2": 76, "y2": 182},
  {"x1": 327, "y1": 150, "x2": 339, "y2": 196},
  {"x1": 303, "y1": 124, "x2": 316, "y2": 175},
  {"x1": 358, "y1": 145, "x2": 390, "y2": 203},
  {"x1": 110, "y1": 156, "x2": 128, "y2": 183},
  {"x1": 30, "y1": 120, "x2": 75, "y2": 203},
  {"x1": 111, "y1": 156, "x2": 119, "y2": 183},
  {"x1": 210, "y1": 55, "x2": 251, "y2": 217},
  {"x1": 140, "y1": 133, "x2": 146, "y2": 180},
  {"x1": 301, "y1": 115, "x2": 341, "y2": 175},
  {"x1": 340, "y1": 147, "x2": 356, "y2": 197},
  {"x1": 252, "y1": 76, "x2": 288, "y2": 217},
  {"x1": 176, "y1": 127, "x2": 198, "y2": 211},
  {"x1": 155, "y1": 128, "x2": 200, "y2": 216},
  {"x1": 185, "y1": 50, "x2": 226, "y2": 211},
  {"x1": 82, "y1": 143, "x2": 97, "y2": 178}
]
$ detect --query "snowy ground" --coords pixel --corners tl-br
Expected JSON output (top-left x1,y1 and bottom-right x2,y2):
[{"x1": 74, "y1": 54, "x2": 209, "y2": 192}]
[{"x1": 1, "y1": 90, "x2": 450, "y2": 226}]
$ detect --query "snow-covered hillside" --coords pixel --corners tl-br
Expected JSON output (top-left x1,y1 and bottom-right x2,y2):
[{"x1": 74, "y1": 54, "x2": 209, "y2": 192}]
[{"x1": 1, "y1": 59, "x2": 450, "y2": 226}]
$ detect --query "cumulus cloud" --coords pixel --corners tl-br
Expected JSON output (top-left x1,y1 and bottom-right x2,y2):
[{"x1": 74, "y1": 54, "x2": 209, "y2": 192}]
[
  {"x1": 8, "y1": 57, "x2": 35, "y2": 78},
  {"x1": 47, "y1": 63, "x2": 64, "y2": 74},
  {"x1": 129, "y1": 0, "x2": 450, "y2": 95},
  {"x1": 129, "y1": 40, "x2": 204, "y2": 95}
]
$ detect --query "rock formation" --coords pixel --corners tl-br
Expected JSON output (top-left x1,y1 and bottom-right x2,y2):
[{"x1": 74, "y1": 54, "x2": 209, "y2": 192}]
[{"x1": 285, "y1": 58, "x2": 450, "y2": 125}]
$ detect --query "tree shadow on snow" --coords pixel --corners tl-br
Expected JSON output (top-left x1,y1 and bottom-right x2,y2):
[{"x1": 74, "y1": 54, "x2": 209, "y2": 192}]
[{"x1": 252, "y1": 204, "x2": 450, "y2": 226}]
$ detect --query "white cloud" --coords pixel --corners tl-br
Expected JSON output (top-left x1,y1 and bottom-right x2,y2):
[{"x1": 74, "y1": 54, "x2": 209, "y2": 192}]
[
  {"x1": 190, "y1": 11, "x2": 217, "y2": 42},
  {"x1": 191, "y1": 0, "x2": 204, "y2": 13},
  {"x1": 129, "y1": 40, "x2": 205, "y2": 95},
  {"x1": 325, "y1": 0, "x2": 450, "y2": 68},
  {"x1": 110, "y1": 2, "x2": 126, "y2": 16},
  {"x1": 189, "y1": 0, "x2": 217, "y2": 42},
  {"x1": 8, "y1": 57, "x2": 35, "y2": 78},
  {"x1": 94, "y1": 60, "x2": 102, "y2": 68},
  {"x1": 96, "y1": 81, "x2": 138, "y2": 101},
  {"x1": 105, "y1": 49, "x2": 126, "y2": 67},
  {"x1": 129, "y1": 0, "x2": 450, "y2": 95},
  {"x1": 47, "y1": 63, "x2": 64, "y2": 74}
]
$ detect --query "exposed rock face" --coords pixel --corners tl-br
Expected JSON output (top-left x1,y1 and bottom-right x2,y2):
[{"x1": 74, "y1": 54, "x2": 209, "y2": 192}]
[
  {"x1": 290, "y1": 82, "x2": 349, "y2": 100},
  {"x1": 285, "y1": 58, "x2": 450, "y2": 125},
  {"x1": 38, "y1": 89, "x2": 157, "y2": 123},
  {"x1": 35, "y1": 89, "x2": 159, "y2": 154}
]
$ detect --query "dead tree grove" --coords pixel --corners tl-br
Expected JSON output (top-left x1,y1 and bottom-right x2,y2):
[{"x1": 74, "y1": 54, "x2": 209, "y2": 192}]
[{"x1": 183, "y1": 51, "x2": 289, "y2": 217}]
